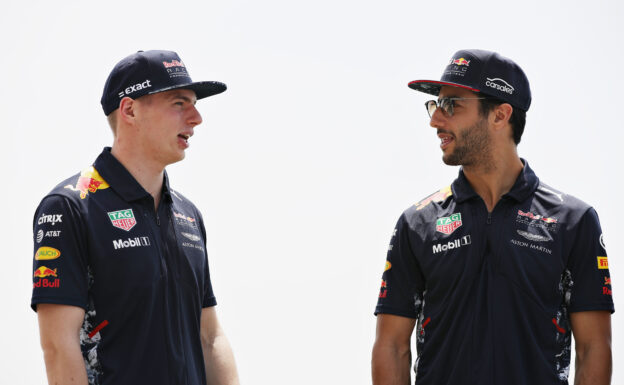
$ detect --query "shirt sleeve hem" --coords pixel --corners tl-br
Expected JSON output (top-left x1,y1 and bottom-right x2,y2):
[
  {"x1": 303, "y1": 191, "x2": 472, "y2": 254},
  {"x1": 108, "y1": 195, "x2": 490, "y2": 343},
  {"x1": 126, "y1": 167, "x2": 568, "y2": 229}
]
[
  {"x1": 569, "y1": 304, "x2": 615, "y2": 314},
  {"x1": 31, "y1": 297, "x2": 88, "y2": 312},
  {"x1": 202, "y1": 297, "x2": 217, "y2": 308},
  {"x1": 374, "y1": 306, "x2": 418, "y2": 319}
]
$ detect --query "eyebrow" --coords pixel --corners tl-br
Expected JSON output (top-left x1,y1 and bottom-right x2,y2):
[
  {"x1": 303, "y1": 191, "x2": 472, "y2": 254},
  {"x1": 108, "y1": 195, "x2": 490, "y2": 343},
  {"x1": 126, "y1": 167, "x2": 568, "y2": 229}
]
[{"x1": 167, "y1": 92, "x2": 197, "y2": 105}]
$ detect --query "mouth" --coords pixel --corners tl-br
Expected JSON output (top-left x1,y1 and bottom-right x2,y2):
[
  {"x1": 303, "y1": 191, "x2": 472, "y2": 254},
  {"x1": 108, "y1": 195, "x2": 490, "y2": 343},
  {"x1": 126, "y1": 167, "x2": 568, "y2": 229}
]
[
  {"x1": 177, "y1": 132, "x2": 192, "y2": 149},
  {"x1": 178, "y1": 133, "x2": 190, "y2": 142},
  {"x1": 438, "y1": 133, "x2": 454, "y2": 150}
]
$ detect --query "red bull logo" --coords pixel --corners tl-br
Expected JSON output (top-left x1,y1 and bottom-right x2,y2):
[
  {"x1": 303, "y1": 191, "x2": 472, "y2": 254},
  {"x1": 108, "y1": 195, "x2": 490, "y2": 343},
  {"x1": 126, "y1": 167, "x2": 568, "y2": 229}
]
[
  {"x1": 415, "y1": 186, "x2": 453, "y2": 211},
  {"x1": 64, "y1": 167, "x2": 110, "y2": 199},
  {"x1": 517, "y1": 210, "x2": 558, "y2": 224},
  {"x1": 34, "y1": 266, "x2": 57, "y2": 278},
  {"x1": 605, "y1": 276, "x2": 611, "y2": 285},
  {"x1": 173, "y1": 211, "x2": 196, "y2": 223},
  {"x1": 451, "y1": 57, "x2": 470, "y2": 66},
  {"x1": 597, "y1": 256, "x2": 609, "y2": 269},
  {"x1": 163, "y1": 59, "x2": 185, "y2": 68},
  {"x1": 35, "y1": 246, "x2": 61, "y2": 260}
]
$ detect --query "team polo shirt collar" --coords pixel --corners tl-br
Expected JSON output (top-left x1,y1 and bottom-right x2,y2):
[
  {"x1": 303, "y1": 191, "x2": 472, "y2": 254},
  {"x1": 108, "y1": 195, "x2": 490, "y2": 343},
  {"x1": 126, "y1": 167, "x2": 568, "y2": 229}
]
[
  {"x1": 451, "y1": 158, "x2": 540, "y2": 204},
  {"x1": 94, "y1": 147, "x2": 173, "y2": 204}
]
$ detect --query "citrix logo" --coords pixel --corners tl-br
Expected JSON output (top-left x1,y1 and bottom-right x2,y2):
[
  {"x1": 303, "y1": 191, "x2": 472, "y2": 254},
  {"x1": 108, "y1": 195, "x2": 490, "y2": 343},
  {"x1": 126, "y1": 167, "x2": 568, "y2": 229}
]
[
  {"x1": 432, "y1": 235, "x2": 471, "y2": 254},
  {"x1": 113, "y1": 237, "x2": 150, "y2": 250}
]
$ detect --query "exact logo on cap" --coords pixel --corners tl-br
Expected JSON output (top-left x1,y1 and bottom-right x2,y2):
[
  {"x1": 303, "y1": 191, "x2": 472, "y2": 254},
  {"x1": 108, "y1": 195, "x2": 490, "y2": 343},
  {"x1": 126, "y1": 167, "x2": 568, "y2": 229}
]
[{"x1": 118, "y1": 79, "x2": 152, "y2": 98}]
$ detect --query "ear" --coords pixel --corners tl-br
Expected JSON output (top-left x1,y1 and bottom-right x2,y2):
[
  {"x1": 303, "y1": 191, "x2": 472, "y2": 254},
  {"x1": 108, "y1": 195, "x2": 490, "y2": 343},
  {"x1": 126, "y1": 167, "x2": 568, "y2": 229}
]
[
  {"x1": 490, "y1": 103, "x2": 513, "y2": 130},
  {"x1": 118, "y1": 97, "x2": 136, "y2": 125}
]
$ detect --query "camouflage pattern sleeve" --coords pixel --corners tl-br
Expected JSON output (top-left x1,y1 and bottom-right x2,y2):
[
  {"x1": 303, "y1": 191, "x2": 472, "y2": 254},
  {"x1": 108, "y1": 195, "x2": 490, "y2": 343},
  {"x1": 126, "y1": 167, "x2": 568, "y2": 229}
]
[
  {"x1": 375, "y1": 213, "x2": 425, "y2": 319},
  {"x1": 566, "y1": 208, "x2": 614, "y2": 313},
  {"x1": 31, "y1": 195, "x2": 89, "y2": 311},
  {"x1": 196, "y1": 210, "x2": 216, "y2": 308}
]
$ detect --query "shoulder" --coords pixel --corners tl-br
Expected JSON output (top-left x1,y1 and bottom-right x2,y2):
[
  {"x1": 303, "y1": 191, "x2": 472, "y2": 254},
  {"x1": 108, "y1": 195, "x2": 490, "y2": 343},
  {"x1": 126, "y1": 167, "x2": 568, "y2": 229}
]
[
  {"x1": 400, "y1": 185, "x2": 455, "y2": 228},
  {"x1": 532, "y1": 181, "x2": 600, "y2": 233}
]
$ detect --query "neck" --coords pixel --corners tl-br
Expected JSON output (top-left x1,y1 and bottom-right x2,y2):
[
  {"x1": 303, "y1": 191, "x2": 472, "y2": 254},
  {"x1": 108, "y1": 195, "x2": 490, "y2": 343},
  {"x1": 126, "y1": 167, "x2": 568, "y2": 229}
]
[
  {"x1": 462, "y1": 148, "x2": 523, "y2": 212},
  {"x1": 110, "y1": 143, "x2": 164, "y2": 210}
]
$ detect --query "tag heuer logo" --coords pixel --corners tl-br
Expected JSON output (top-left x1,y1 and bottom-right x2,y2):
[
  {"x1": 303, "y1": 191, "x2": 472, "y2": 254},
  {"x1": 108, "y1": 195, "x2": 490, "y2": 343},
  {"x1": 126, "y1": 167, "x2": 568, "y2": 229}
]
[
  {"x1": 436, "y1": 213, "x2": 462, "y2": 234},
  {"x1": 108, "y1": 209, "x2": 137, "y2": 231}
]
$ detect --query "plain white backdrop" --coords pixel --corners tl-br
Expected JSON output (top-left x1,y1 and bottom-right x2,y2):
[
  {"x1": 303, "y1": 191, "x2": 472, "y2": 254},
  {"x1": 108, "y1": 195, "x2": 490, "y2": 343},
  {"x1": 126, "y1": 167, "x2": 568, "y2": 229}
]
[{"x1": 1, "y1": 0, "x2": 622, "y2": 383}]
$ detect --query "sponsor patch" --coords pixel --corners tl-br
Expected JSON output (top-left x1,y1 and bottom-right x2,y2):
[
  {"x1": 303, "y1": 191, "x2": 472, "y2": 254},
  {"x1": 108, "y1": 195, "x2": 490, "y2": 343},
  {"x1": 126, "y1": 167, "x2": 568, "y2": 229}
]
[
  {"x1": 64, "y1": 167, "x2": 110, "y2": 199},
  {"x1": 436, "y1": 213, "x2": 462, "y2": 235},
  {"x1": 173, "y1": 211, "x2": 198, "y2": 228},
  {"x1": 182, "y1": 242, "x2": 205, "y2": 251},
  {"x1": 603, "y1": 286, "x2": 612, "y2": 296},
  {"x1": 181, "y1": 232, "x2": 201, "y2": 242},
  {"x1": 600, "y1": 234, "x2": 606, "y2": 250},
  {"x1": 605, "y1": 276, "x2": 611, "y2": 285},
  {"x1": 378, "y1": 280, "x2": 388, "y2": 298},
  {"x1": 597, "y1": 256, "x2": 609, "y2": 269},
  {"x1": 36, "y1": 230, "x2": 44, "y2": 243},
  {"x1": 415, "y1": 186, "x2": 452, "y2": 211},
  {"x1": 113, "y1": 237, "x2": 150, "y2": 250},
  {"x1": 432, "y1": 235, "x2": 471, "y2": 254},
  {"x1": 35, "y1": 246, "x2": 61, "y2": 260},
  {"x1": 516, "y1": 210, "x2": 559, "y2": 232},
  {"x1": 33, "y1": 278, "x2": 60, "y2": 288},
  {"x1": 117, "y1": 79, "x2": 151, "y2": 98},
  {"x1": 485, "y1": 77, "x2": 514, "y2": 94},
  {"x1": 384, "y1": 261, "x2": 392, "y2": 272},
  {"x1": 510, "y1": 239, "x2": 552, "y2": 254},
  {"x1": 516, "y1": 230, "x2": 550, "y2": 242},
  {"x1": 108, "y1": 209, "x2": 137, "y2": 231},
  {"x1": 451, "y1": 57, "x2": 470, "y2": 66},
  {"x1": 38, "y1": 213, "x2": 63, "y2": 226},
  {"x1": 33, "y1": 266, "x2": 57, "y2": 278}
]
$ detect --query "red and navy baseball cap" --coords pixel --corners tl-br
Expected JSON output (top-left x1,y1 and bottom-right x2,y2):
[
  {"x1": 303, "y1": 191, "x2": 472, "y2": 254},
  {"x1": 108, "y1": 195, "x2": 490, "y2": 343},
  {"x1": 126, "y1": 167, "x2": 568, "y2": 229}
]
[
  {"x1": 408, "y1": 49, "x2": 531, "y2": 111},
  {"x1": 101, "y1": 50, "x2": 227, "y2": 115}
]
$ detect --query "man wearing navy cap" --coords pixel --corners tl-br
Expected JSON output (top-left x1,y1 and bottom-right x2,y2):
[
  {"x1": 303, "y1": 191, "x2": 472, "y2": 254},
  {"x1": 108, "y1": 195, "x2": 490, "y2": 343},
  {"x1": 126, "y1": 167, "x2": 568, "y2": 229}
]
[
  {"x1": 372, "y1": 49, "x2": 613, "y2": 384},
  {"x1": 32, "y1": 50, "x2": 239, "y2": 385}
]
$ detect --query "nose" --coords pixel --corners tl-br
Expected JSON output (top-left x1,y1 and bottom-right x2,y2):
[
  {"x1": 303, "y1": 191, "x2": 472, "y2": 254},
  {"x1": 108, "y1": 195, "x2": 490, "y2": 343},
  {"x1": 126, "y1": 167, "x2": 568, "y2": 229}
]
[
  {"x1": 429, "y1": 106, "x2": 446, "y2": 129},
  {"x1": 187, "y1": 104, "x2": 203, "y2": 126}
]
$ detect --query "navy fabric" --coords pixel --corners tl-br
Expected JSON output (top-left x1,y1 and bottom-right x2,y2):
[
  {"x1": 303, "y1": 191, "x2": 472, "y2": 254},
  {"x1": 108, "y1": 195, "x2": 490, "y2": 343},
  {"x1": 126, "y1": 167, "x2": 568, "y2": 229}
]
[
  {"x1": 375, "y1": 160, "x2": 614, "y2": 385},
  {"x1": 408, "y1": 49, "x2": 532, "y2": 111},
  {"x1": 31, "y1": 147, "x2": 216, "y2": 385}
]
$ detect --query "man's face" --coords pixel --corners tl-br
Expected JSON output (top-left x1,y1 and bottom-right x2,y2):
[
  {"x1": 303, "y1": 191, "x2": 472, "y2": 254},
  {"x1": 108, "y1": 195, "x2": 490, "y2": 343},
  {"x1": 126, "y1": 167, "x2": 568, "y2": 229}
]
[
  {"x1": 429, "y1": 86, "x2": 491, "y2": 167},
  {"x1": 133, "y1": 89, "x2": 202, "y2": 167}
]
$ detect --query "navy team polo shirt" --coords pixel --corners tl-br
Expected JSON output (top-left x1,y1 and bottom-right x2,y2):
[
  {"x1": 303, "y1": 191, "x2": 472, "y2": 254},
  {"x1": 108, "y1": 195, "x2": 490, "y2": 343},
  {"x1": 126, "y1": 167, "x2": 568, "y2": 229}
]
[
  {"x1": 31, "y1": 147, "x2": 217, "y2": 385},
  {"x1": 375, "y1": 160, "x2": 614, "y2": 385}
]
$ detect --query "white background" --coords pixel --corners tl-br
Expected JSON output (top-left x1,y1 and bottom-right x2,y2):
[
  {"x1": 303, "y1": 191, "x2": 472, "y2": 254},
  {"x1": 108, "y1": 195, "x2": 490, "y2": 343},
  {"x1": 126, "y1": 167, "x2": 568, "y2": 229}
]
[{"x1": 1, "y1": 0, "x2": 622, "y2": 384}]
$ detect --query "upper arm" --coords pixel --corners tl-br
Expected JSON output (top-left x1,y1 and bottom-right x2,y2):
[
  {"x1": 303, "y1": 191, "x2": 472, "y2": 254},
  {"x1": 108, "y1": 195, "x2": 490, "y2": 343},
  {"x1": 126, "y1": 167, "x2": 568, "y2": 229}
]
[
  {"x1": 570, "y1": 311, "x2": 612, "y2": 350},
  {"x1": 374, "y1": 314, "x2": 416, "y2": 348},
  {"x1": 38, "y1": 304, "x2": 85, "y2": 348},
  {"x1": 200, "y1": 306, "x2": 223, "y2": 345}
]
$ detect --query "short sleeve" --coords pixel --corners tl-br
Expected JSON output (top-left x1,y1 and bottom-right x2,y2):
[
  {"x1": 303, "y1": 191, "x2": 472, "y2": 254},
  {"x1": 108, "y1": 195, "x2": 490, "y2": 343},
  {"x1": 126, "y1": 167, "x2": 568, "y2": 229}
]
[
  {"x1": 566, "y1": 208, "x2": 614, "y2": 313},
  {"x1": 31, "y1": 195, "x2": 89, "y2": 312},
  {"x1": 197, "y1": 211, "x2": 216, "y2": 308},
  {"x1": 375, "y1": 213, "x2": 425, "y2": 318}
]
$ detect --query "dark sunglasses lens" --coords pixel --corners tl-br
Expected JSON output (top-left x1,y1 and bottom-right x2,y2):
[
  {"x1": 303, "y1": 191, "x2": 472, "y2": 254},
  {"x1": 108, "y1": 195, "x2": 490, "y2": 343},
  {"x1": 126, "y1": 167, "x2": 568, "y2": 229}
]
[
  {"x1": 439, "y1": 98, "x2": 453, "y2": 116},
  {"x1": 425, "y1": 100, "x2": 437, "y2": 117}
]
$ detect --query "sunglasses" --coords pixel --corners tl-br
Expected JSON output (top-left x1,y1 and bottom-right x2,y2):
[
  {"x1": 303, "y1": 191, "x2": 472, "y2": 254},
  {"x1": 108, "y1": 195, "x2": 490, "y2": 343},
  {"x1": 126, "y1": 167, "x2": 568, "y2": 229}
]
[{"x1": 424, "y1": 97, "x2": 488, "y2": 118}]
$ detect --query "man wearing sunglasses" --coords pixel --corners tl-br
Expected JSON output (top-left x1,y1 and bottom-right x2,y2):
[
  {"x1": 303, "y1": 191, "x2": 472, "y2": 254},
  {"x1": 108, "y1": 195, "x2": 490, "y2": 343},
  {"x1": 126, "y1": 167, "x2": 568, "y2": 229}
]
[{"x1": 372, "y1": 49, "x2": 613, "y2": 385}]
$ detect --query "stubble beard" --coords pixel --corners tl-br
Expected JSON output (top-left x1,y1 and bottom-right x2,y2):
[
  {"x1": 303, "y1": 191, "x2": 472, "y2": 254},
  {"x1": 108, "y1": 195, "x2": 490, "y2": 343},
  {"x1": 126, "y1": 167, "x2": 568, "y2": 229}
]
[{"x1": 442, "y1": 117, "x2": 494, "y2": 170}]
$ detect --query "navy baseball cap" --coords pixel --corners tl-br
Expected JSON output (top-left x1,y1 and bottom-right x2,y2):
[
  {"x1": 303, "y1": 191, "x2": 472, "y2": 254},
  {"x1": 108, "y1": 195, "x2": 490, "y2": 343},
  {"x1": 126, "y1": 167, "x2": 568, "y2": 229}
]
[
  {"x1": 101, "y1": 50, "x2": 227, "y2": 115},
  {"x1": 408, "y1": 49, "x2": 531, "y2": 111}
]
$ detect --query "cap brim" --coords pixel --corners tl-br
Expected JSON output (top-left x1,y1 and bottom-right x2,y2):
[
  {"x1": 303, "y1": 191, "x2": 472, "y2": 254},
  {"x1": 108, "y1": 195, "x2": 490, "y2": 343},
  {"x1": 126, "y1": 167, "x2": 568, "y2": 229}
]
[
  {"x1": 408, "y1": 80, "x2": 479, "y2": 96},
  {"x1": 149, "y1": 81, "x2": 227, "y2": 99}
]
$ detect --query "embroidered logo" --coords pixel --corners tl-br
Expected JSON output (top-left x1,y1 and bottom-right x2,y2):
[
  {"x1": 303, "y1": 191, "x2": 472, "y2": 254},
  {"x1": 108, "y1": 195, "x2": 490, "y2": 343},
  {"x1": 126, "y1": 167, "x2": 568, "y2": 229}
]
[
  {"x1": 108, "y1": 209, "x2": 137, "y2": 231},
  {"x1": 436, "y1": 213, "x2": 462, "y2": 235}
]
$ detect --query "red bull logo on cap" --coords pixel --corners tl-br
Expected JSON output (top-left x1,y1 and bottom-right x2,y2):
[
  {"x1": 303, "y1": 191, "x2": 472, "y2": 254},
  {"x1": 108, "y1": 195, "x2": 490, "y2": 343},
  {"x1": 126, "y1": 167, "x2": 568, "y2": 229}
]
[
  {"x1": 451, "y1": 57, "x2": 471, "y2": 66},
  {"x1": 65, "y1": 167, "x2": 110, "y2": 199}
]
